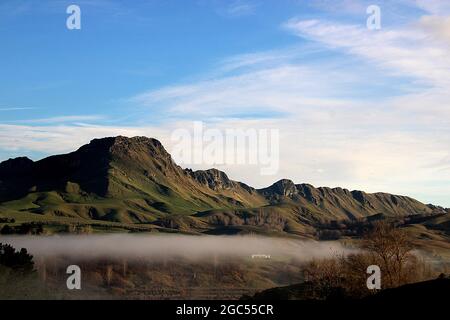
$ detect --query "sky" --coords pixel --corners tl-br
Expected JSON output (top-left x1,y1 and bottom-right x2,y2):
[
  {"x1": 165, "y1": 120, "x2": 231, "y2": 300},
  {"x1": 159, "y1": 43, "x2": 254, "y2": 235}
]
[{"x1": 0, "y1": 0, "x2": 449, "y2": 206}]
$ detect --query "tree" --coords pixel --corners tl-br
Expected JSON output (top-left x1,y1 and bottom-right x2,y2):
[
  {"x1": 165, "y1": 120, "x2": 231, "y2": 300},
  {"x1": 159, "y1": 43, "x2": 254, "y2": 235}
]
[
  {"x1": 363, "y1": 222, "x2": 413, "y2": 287},
  {"x1": 303, "y1": 221, "x2": 429, "y2": 299},
  {"x1": 0, "y1": 243, "x2": 35, "y2": 274},
  {"x1": 0, "y1": 225, "x2": 13, "y2": 235}
]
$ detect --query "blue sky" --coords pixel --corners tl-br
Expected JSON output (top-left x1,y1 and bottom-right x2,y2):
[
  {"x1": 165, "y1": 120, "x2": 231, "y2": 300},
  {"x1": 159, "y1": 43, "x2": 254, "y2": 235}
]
[
  {"x1": 0, "y1": 0, "x2": 424, "y2": 123},
  {"x1": 1, "y1": 0, "x2": 450, "y2": 206},
  {"x1": 0, "y1": 0, "x2": 299, "y2": 122}
]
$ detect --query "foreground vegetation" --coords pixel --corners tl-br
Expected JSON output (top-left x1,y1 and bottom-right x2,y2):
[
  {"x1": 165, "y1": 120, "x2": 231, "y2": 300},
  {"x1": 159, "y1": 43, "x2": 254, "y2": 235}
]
[
  {"x1": 0, "y1": 221, "x2": 448, "y2": 300},
  {"x1": 249, "y1": 222, "x2": 449, "y2": 300}
]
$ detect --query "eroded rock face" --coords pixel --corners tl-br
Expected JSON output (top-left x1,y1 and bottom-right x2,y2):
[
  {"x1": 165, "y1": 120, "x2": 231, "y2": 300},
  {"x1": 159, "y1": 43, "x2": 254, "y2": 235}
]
[
  {"x1": 186, "y1": 168, "x2": 235, "y2": 190},
  {"x1": 259, "y1": 179, "x2": 297, "y2": 197}
]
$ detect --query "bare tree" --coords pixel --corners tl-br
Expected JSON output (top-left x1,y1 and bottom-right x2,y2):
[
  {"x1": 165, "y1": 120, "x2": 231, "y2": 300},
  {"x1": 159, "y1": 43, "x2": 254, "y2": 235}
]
[{"x1": 363, "y1": 222, "x2": 413, "y2": 287}]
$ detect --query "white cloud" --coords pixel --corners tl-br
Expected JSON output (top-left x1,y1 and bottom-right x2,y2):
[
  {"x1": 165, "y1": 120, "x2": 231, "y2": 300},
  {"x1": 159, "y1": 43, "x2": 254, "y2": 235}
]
[
  {"x1": 413, "y1": 0, "x2": 450, "y2": 15},
  {"x1": 419, "y1": 15, "x2": 450, "y2": 43},
  {"x1": 0, "y1": 107, "x2": 35, "y2": 111},
  {"x1": 224, "y1": 0, "x2": 257, "y2": 17},
  {"x1": 9, "y1": 115, "x2": 105, "y2": 124},
  {"x1": 131, "y1": 60, "x2": 380, "y2": 120},
  {"x1": 0, "y1": 124, "x2": 168, "y2": 155},
  {"x1": 283, "y1": 17, "x2": 450, "y2": 86}
]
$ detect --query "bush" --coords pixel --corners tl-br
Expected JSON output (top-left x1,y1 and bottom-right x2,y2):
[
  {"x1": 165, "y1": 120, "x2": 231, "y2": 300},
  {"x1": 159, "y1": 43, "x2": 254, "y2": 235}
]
[
  {"x1": 0, "y1": 243, "x2": 35, "y2": 274},
  {"x1": 0, "y1": 223, "x2": 43, "y2": 235}
]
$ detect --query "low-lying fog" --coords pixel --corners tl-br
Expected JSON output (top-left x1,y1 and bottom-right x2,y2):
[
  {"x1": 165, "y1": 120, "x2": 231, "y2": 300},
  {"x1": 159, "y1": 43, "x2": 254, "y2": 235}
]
[{"x1": 0, "y1": 235, "x2": 355, "y2": 261}]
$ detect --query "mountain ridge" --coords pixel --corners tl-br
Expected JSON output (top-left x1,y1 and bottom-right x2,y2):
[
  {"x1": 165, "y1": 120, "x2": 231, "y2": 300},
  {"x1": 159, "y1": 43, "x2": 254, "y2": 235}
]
[{"x1": 0, "y1": 136, "x2": 445, "y2": 235}]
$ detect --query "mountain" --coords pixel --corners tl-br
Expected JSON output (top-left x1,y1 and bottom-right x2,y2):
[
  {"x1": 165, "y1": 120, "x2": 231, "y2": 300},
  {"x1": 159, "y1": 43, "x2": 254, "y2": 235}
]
[
  {"x1": 0, "y1": 136, "x2": 443, "y2": 235},
  {"x1": 0, "y1": 137, "x2": 265, "y2": 223},
  {"x1": 259, "y1": 178, "x2": 431, "y2": 220}
]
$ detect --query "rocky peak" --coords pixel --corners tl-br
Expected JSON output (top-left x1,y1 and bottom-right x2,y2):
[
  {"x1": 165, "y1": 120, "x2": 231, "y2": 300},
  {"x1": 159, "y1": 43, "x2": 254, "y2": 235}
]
[
  {"x1": 296, "y1": 183, "x2": 319, "y2": 203},
  {"x1": 351, "y1": 190, "x2": 368, "y2": 204},
  {"x1": 82, "y1": 136, "x2": 168, "y2": 158},
  {"x1": 186, "y1": 168, "x2": 235, "y2": 190},
  {"x1": 0, "y1": 157, "x2": 34, "y2": 178},
  {"x1": 260, "y1": 179, "x2": 298, "y2": 197}
]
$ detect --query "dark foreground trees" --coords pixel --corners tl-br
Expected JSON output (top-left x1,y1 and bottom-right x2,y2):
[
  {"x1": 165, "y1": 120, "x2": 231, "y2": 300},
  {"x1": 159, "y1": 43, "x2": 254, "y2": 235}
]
[
  {"x1": 0, "y1": 223, "x2": 43, "y2": 235},
  {"x1": 0, "y1": 243, "x2": 53, "y2": 299},
  {"x1": 0, "y1": 243, "x2": 35, "y2": 274}
]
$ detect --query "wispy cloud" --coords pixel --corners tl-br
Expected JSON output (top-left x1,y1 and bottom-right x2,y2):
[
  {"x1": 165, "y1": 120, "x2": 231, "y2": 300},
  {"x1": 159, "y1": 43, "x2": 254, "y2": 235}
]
[
  {"x1": 413, "y1": 0, "x2": 450, "y2": 15},
  {"x1": 420, "y1": 15, "x2": 450, "y2": 43},
  {"x1": 0, "y1": 123, "x2": 168, "y2": 155},
  {"x1": 131, "y1": 64, "x2": 363, "y2": 119},
  {"x1": 0, "y1": 107, "x2": 36, "y2": 111},
  {"x1": 283, "y1": 15, "x2": 450, "y2": 124},
  {"x1": 283, "y1": 17, "x2": 450, "y2": 86},
  {"x1": 225, "y1": 0, "x2": 258, "y2": 17},
  {"x1": 9, "y1": 115, "x2": 105, "y2": 124}
]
